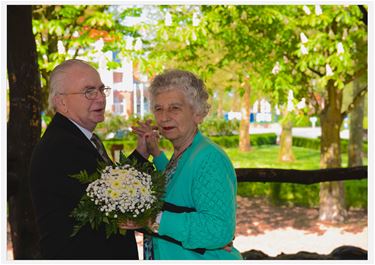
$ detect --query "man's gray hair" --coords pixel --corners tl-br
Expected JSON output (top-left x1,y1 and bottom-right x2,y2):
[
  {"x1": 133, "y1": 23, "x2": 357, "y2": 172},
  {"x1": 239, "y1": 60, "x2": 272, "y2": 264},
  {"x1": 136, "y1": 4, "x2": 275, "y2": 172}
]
[
  {"x1": 149, "y1": 69, "x2": 210, "y2": 117},
  {"x1": 48, "y1": 59, "x2": 94, "y2": 112}
]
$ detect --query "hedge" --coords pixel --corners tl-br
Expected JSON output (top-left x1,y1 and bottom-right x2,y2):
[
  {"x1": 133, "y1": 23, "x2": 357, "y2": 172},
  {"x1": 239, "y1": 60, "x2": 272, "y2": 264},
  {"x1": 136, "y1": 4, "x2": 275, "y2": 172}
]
[
  {"x1": 293, "y1": 136, "x2": 368, "y2": 154},
  {"x1": 104, "y1": 133, "x2": 367, "y2": 155}
]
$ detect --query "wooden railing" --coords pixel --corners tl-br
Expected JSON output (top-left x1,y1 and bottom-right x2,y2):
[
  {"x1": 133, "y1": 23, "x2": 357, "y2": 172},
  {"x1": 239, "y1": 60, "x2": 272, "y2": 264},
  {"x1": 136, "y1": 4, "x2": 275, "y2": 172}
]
[{"x1": 235, "y1": 166, "x2": 367, "y2": 184}]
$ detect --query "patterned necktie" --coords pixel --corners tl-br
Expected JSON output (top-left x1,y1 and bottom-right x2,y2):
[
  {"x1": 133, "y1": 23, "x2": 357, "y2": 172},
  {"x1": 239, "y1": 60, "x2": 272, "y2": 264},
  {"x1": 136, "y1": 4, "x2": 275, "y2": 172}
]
[{"x1": 91, "y1": 133, "x2": 113, "y2": 165}]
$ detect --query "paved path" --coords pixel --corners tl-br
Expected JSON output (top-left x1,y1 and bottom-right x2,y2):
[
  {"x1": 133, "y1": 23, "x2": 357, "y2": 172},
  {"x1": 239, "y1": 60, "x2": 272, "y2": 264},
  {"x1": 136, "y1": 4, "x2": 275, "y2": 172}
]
[{"x1": 249, "y1": 124, "x2": 349, "y2": 139}]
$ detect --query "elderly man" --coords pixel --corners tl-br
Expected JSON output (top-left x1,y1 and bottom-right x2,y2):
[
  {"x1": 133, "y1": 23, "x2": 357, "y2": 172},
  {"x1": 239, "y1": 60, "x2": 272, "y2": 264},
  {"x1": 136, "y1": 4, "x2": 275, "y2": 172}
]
[{"x1": 29, "y1": 59, "x2": 146, "y2": 259}]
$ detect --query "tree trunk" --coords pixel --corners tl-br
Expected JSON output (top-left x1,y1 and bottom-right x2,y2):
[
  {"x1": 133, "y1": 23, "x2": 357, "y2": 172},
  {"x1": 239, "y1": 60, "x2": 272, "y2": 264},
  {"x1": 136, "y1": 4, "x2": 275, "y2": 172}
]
[
  {"x1": 278, "y1": 109, "x2": 295, "y2": 162},
  {"x1": 348, "y1": 79, "x2": 364, "y2": 167},
  {"x1": 217, "y1": 90, "x2": 224, "y2": 118},
  {"x1": 319, "y1": 80, "x2": 346, "y2": 222},
  {"x1": 239, "y1": 83, "x2": 251, "y2": 151},
  {"x1": 7, "y1": 5, "x2": 41, "y2": 258}
]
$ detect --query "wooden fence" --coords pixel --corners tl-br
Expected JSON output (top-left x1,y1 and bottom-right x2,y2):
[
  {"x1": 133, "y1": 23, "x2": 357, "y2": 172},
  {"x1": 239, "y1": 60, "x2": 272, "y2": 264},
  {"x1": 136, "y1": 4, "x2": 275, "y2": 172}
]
[{"x1": 235, "y1": 166, "x2": 367, "y2": 184}]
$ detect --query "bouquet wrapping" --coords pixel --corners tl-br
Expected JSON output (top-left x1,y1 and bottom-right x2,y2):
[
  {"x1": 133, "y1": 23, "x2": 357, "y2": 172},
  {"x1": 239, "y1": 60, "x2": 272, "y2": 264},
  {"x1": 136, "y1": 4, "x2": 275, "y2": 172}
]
[{"x1": 70, "y1": 155, "x2": 165, "y2": 238}]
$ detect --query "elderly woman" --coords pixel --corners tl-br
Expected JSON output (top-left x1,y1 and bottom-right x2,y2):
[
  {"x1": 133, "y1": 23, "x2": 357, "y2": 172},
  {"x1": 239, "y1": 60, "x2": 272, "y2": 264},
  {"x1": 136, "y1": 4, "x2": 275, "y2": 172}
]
[{"x1": 133, "y1": 69, "x2": 242, "y2": 260}]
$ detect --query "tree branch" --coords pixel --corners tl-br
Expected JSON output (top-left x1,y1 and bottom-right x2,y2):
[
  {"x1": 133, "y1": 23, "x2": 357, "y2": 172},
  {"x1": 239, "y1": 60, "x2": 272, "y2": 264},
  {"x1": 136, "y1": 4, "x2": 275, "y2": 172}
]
[
  {"x1": 341, "y1": 85, "x2": 368, "y2": 118},
  {"x1": 358, "y1": 5, "x2": 368, "y2": 26},
  {"x1": 344, "y1": 67, "x2": 367, "y2": 85},
  {"x1": 304, "y1": 89, "x2": 321, "y2": 115},
  {"x1": 307, "y1": 66, "x2": 323, "y2": 77}
]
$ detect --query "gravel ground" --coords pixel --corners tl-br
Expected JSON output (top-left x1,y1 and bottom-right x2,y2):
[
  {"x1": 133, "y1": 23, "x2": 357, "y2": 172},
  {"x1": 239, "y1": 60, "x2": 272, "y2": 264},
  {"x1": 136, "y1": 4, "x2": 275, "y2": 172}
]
[{"x1": 233, "y1": 196, "x2": 368, "y2": 257}]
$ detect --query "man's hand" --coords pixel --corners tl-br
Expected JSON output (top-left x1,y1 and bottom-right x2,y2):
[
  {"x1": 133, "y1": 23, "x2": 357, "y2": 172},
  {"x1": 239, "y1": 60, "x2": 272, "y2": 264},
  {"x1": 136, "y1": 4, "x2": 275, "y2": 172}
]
[
  {"x1": 222, "y1": 241, "x2": 233, "y2": 252},
  {"x1": 118, "y1": 219, "x2": 144, "y2": 230}
]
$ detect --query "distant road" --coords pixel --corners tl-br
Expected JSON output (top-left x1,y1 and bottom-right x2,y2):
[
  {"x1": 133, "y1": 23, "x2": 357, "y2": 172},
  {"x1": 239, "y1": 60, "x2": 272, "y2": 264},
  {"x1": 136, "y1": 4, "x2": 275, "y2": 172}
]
[{"x1": 249, "y1": 124, "x2": 349, "y2": 139}]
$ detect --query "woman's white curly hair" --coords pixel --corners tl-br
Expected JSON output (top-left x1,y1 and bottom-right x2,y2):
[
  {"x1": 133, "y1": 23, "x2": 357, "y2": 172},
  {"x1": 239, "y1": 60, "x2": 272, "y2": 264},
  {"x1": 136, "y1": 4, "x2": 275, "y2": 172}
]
[{"x1": 149, "y1": 69, "x2": 210, "y2": 117}]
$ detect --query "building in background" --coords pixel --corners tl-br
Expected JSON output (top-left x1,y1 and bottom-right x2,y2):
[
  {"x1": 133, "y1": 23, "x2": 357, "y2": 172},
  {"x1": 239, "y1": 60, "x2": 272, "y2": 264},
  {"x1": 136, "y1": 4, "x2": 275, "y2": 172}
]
[{"x1": 95, "y1": 46, "x2": 149, "y2": 119}]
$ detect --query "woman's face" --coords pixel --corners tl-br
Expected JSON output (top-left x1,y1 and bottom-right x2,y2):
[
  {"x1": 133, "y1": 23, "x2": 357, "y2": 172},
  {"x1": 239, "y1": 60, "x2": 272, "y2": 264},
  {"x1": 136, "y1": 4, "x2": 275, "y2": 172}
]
[{"x1": 153, "y1": 89, "x2": 202, "y2": 145}]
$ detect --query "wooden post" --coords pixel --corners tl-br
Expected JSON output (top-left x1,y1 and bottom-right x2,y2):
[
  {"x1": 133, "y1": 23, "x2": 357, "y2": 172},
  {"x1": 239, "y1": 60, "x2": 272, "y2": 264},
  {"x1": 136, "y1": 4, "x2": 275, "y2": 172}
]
[{"x1": 111, "y1": 144, "x2": 124, "y2": 163}]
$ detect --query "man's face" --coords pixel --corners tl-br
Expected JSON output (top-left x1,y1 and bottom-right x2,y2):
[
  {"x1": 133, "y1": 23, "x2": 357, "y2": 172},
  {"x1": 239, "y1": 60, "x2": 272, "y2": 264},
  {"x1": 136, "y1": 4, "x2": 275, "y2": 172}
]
[{"x1": 56, "y1": 64, "x2": 106, "y2": 131}]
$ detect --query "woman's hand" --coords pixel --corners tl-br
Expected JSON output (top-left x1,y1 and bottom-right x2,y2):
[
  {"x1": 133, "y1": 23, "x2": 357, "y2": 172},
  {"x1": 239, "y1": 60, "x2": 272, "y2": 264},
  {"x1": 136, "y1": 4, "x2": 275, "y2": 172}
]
[
  {"x1": 132, "y1": 119, "x2": 159, "y2": 159},
  {"x1": 132, "y1": 120, "x2": 161, "y2": 158},
  {"x1": 144, "y1": 131, "x2": 161, "y2": 157}
]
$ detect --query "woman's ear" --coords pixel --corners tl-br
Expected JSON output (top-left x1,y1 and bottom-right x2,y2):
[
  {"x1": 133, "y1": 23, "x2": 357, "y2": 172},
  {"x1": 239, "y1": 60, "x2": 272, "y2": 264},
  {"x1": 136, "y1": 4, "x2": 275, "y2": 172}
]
[{"x1": 193, "y1": 112, "x2": 204, "y2": 124}]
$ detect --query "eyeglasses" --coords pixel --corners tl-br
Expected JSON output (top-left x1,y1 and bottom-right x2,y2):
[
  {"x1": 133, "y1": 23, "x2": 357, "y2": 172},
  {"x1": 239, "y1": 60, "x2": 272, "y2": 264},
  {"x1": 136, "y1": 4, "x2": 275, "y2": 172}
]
[{"x1": 59, "y1": 86, "x2": 111, "y2": 100}]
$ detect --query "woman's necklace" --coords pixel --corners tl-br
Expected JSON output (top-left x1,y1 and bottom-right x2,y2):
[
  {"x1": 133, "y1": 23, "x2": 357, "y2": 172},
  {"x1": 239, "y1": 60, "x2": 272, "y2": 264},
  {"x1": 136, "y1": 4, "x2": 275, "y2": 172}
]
[
  {"x1": 164, "y1": 142, "x2": 192, "y2": 186},
  {"x1": 164, "y1": 130, "x2": 197, "y2": 186}
]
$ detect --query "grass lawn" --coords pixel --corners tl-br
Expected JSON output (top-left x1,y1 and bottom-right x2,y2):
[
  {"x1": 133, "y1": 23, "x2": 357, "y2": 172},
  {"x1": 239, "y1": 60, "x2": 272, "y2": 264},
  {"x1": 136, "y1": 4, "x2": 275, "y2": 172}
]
[
  {"x1": 225, "y1": 145, "x2": 322, "y2": 169},
  {"x1": 224, "y1": 145, "x2": 368, "y2": 169}
]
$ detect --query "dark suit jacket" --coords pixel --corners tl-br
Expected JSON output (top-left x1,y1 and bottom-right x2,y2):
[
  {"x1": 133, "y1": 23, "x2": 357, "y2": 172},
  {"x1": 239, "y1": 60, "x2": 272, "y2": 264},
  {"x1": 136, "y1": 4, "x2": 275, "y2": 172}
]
[{"x1": 29, "y1": 112, "x2": 146, "y2": 259}]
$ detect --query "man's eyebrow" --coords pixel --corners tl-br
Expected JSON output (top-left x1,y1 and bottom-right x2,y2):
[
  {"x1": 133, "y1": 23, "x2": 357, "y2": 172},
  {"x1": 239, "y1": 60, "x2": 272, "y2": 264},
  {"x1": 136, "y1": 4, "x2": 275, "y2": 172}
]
[{"x1": 83, "y1": 84, "x2": 105, "y2": 90}]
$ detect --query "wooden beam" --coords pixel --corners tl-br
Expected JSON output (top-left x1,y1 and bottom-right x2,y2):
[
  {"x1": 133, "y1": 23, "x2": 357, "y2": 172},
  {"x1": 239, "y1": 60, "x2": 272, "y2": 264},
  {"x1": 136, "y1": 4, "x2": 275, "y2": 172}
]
[{"x1": 235, "y1": 166, "x2": 367, "y2": 184}]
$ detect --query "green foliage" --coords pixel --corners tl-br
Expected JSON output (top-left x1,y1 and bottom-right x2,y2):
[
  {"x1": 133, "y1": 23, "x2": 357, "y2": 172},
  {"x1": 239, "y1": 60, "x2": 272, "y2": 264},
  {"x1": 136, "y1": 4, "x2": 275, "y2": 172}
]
[
  {"x1": 95, "y1": 113, "x2": 155, "y2": 140},
  {"x1": 70, "y1": 168, "x2": 101, "y2": 184},
  {"x1": 199, "y1": 117, "x2": 239, "y2": 136},
  {"x1": 292, "y1": 136, "x2": 321, "y2": 150},
  {"x1": 345, "y1": 179, "x2": 368, "y2": 209},
  {"x1": 293, "y1": 136, "x2": 368, "y2": 154},
  {"x1": 95, "y1": 113, "x2": 131, "y2": 139},
  {"x1": 104, "y1": 133, "x2": 277, "y2": 153},
  {"x1": 240, "y1": 182, "x2": 321, "y2": 207},
  {"x1": 208, "y1": 135, "x2": 239, "y2": 148},
  {"x1": 341, "y1": 138, "x2": 368, "y2": 154},
  {"x1": 218, "y1": 133, "x2": 277, "y2": 147},
  {"x1": 32, "y1": 5, "x2": 143, "y2": 112},
  {"x1": 293, "y1": 116, "x2": 319, "y2": 127}
]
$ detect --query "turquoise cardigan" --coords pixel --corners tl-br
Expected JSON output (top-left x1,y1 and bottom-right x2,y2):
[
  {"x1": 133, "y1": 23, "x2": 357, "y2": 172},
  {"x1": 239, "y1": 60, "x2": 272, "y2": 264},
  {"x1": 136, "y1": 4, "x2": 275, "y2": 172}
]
[{"x1": 151, "y1": 131, "x2": 242, "y2": 260}]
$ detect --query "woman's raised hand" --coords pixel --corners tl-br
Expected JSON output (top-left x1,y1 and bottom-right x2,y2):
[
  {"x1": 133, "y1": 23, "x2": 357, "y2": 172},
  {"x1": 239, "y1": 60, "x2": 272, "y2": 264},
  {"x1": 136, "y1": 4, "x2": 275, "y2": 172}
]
[{"x1": 132, "y1": 120, "x2": 161, "y2": 158}]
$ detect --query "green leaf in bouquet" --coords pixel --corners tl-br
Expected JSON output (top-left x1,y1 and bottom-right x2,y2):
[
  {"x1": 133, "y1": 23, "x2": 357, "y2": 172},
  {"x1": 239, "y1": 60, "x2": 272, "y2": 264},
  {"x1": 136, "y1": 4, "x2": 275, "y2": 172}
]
[
  {"x1": 119, "y1": 152, "x2": 128, "y2": 164},
  {"x1": 69, "y1": 162, "x2": 105, "y2": 184},
  {"x1": 104, "y1": 221, "x2": 118, "y2": 238},
  {"x1": 118, "y1": 154, "x2": 157, "y2": 176},
  {"x1": 69, "y1": 170, "x2": 91, "y2": 183},
  {"x1": 70, "y1": 224, "x2": 84, "y2": 237},
  {"x1": 119, "y1": 228, "x2": 127, "y2": 236},
  {"x1": 105, "y1": 224, "x2": 111, "y2": 238}
]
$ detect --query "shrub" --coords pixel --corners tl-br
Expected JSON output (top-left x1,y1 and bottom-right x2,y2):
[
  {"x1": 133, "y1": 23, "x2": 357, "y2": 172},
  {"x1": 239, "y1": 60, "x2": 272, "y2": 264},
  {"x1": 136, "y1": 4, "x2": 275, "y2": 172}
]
[
  {"x1": 292, "y1": 136, "x2": 368, "y2": 154},
  {"x1": 199, "y1": 117, "x2": 239, "y2": 136},
  {"x1": 210, "y1": 133, "x2": 277, "y2": 148},
  {"x1": 238, "y1": 180, "x2": 367, "y2": 209}
]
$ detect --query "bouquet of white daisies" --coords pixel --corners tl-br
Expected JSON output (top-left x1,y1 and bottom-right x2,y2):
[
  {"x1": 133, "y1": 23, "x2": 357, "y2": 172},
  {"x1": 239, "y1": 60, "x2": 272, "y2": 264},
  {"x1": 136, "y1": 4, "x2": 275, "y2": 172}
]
[{"x1": 70, "y1": 155, "x2": 165, "y2": 238}]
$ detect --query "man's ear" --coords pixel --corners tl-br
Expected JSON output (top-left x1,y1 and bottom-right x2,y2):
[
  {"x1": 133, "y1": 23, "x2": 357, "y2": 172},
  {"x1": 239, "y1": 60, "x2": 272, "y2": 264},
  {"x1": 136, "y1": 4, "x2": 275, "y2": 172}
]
[{"x1": 53, "y1": 95, "x2": 68, "y2": 113}]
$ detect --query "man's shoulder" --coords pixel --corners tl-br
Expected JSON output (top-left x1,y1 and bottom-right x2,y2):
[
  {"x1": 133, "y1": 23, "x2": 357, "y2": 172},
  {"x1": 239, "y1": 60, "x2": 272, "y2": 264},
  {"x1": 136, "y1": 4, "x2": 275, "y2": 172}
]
[{"x1": 31, "y1": 117, "x2": 90, "y2": 165}]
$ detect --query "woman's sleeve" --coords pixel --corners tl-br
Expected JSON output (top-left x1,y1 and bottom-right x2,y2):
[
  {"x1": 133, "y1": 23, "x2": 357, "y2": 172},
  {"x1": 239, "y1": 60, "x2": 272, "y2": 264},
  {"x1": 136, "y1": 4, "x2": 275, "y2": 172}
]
[
  {"x1": 152, "y1": 151, "x2": 169, "y2": 172},
  {"x1": 158, "y1": 151, "x2": 237, "y2": 249}
]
